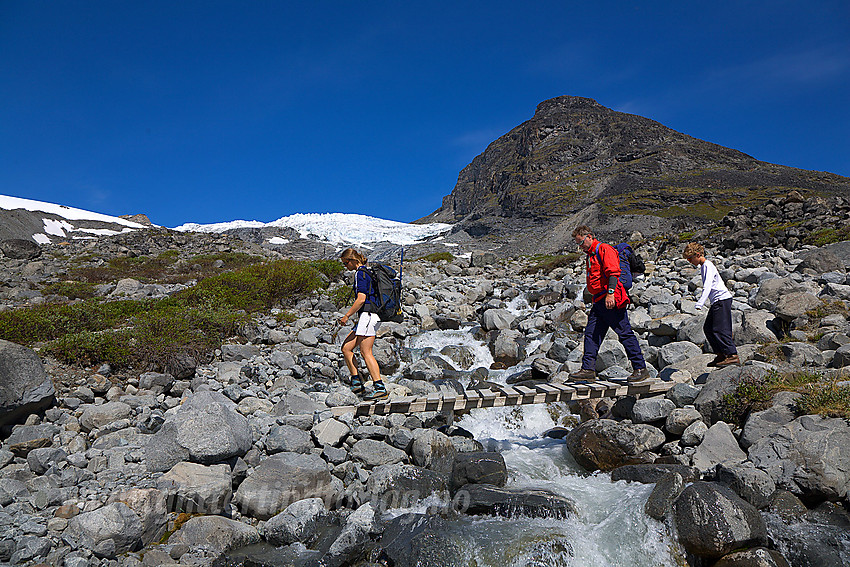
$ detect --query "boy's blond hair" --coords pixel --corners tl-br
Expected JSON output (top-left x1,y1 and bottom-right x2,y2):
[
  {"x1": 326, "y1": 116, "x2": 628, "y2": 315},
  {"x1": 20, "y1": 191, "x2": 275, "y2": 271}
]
[{"x1": 683, "y1": 242, "x2": 704, "y2": 259}]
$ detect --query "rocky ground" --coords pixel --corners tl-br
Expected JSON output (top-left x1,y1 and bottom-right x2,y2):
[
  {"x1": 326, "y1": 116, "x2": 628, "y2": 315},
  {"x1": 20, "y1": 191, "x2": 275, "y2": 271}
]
[{"x1": 1, "y1": 199, "x2": 850, "y2": 566}]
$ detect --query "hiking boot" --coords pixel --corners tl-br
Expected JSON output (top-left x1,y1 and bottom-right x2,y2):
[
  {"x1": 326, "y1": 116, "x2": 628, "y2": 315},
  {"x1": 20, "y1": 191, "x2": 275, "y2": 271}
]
[
  {"x1": 714, "y1": 354, "x2": 740, "y2": 367},
  {"x1": 628, "y1": 368, "x2": 651, "y2": 382},
  {"x1": 350, "y1": 375, "x2": 365, "y2": 395},
  {"x1": 707, "y1": 354, "x2": 725, "y2": 367},
  {"x1": 364, "y1": 382, "x2": 388, "y2": 401},
  {"x1": 568, "y1": 368, "x2": 597, "y2": 382}
]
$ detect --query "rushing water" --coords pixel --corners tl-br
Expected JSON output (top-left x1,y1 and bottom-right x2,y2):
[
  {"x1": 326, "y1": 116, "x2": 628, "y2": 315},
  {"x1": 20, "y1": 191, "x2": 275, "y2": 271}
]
[{"x1": 403, "y1": 326, "x2": 687, "y2": 567}]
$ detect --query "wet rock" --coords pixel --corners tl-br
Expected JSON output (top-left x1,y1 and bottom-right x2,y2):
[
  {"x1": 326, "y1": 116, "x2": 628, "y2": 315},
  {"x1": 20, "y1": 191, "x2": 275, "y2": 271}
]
[
  {"x1": 712, "y1": 548, "x2": 791, "y2": 567},
  {"x1": 565, "y1": 419, "x2": 665, "y2": 472},
  {"x1": 322, "y1": 502, "x2": 379, "y2": 567},
  {"x1": 610, "y1": 463, "x2": 699, "y2": 484},
  {"x1": 458, "y1": 483, "x2": 577, "y2": 519},
  {"x1": 411, "y1": 429, "x2": 456, "y2": 473},
  {"x1": 365, "y1": 463, "x2": 449, "y2": 509},
  {"x1": 451, "y1": 451, "x2": 507, "y2": 490},
  {"x1": 673, "y1": 482, "x2": 767, "y2": 560},
  {"x1": 645, "y1": 471, "x2": 684, "y2": 520},
  {"x1": 377, "y1": 514, "x2": 466, "y2": 567}
]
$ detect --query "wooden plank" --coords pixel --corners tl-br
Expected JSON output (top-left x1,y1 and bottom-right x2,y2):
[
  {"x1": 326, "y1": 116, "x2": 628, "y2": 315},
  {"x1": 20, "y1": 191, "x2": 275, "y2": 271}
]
[
  {"x1": 585, "y1": 382, "x2": 607, "y2": 398},
  {"x1": 533, "y1": 384, "x2": 561, "y2": 403},
  {"x1": 458, "y1": 390, "x2": 482, "y2": 411},
  {"x1": 388, "y1": 396, "x2": 418, "y2": 413},
  {"x1": 478, "y1": 389, "x2": 498, "y2": 407},
  {"x1": 550, "y1": 383, "x2": 577, "y2": 402},
  {"x1": 514, "y1": 385, "x2": 538, "y2": 403},
  {"x1": 496, "y1": 386, "x2": 522, "y2": 406},
  {"x1": 407, "y1": 396, "x2": 429, "y2": 413},
  {"x1": 425, "y1": 393, "x2": 443, "y2": 412}
]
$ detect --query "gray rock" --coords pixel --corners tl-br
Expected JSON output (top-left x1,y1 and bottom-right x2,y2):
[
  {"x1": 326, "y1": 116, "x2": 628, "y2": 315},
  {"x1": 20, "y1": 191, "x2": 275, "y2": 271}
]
[
  {"x1": 833, "y1": 344, "x2": 850, "y2": 368},
  {"x1": 481, "y1": 309, "x2": 516, "y2": 331},
  {"x1": 821, "y1": 282, "x2": 850, "y2": 301},
  {"x1": 737, "y1": 309, "x2": 781, "y2": 344},
  {"x1": 79, "y1": 401, "x2": 132, "y2": 432},
  {"x1": 740, "y1": 391, "x2": 800, "y2": 449},
  {"x1": 6, "y1": 423, "x2": 60, "y2": 457},
  {"x1": 67, "y1": 502, "x2": 144, "y2": 558},
  {"x1": 0, "y1": 339, "x2": 55, "y2": 427},
  {"x1": 488, "y1": 329, "x2": 527, "y2": 367},
  {"x1": 666, "y1": 383, "x2": 702, "y2": 407},
  {"x1": 275, "y1": 389, "x2": 325, "y2": 415},
  {"x1": 106, "y1": 488, "x2": 167, "y2": 547},
  {"x1": 631, "y1": 398, "x2": 675, "y2": 423},
  {"x1": 647, "y1": 313, "x2": 692, "y2": 337},
  {"x1": 451, "y1": 452, "x2": 507, "y2": 490},
  {"x1": 673, "y1": 482, "x2": 767, "y2": 560},
  {"x1": 692, "y1": 422, "x2": 747, "y2": 474},
  {"x1": 0, "y1": 239, "x2": 41, "y2": 259},
  {"x1": 168, "y1": 515, "x2": 260, "y2": 553},
  {"x1": 221, "y1": 343, "x2": 261, "y2": 362},
  {"x1": 297, "y1": 327, "x2": 324, "y2": 347},
  {"x1": 158, "y1": 462, "x2": 232, "y2": 514},
  {"x1": 312, "y1": 418, "x2": 350, "y2": 447},
  {"x1": 779, "y1": 341, "x2": 826, "y2": 366},
  {"x1": 695, "y1": 365, "x2": 771, "y2": 424},
  {"x1": 145, "y1": 390, "x2": 251, "y2": 471},
  {"x1": 645, "y1": 471, "x2": 684, "y2": 520},
  {"x1": 716, "y1": 462, "x2": 776, "y2": 509},
  {"x1": 26, "y1": 447, "x2": 67, "y2": 474},
  {"x1": 322, "y1": 502, "x2": 379, "y2": 567},
  {"x1": 263, "y1": 497, "x2": 330, "y2": 547},
  {"x1": 753, "y1": 278, "x2": 806, "y2": 311},
  {"x1": 748, "y1": 414, "x2": 850, "y2": 501},
  {"x1": 680, "y1": 421, "x2": 709, "y2": 450},
  {"x1": 665, "y1": 407, "x2": 703, "y2": 436},
  {"x1": 234, "y1": 452, "x2": 336, "y2": 520},
  {"x1": 376, "y1": 514, "x2": 466, "y2": 567},
  {"x1": 350, "y1": 439, "x2": 407, "y2": 468},
  {"x1": 411, "y1": 429, "x2": 456, "y2": 473},
  {"x1": 266, "y1": 424, "x2": 313, "y2": 454},
  {"x1": 365, "y1": 463, "x2": 449, "y2": 509},
  {"x1": 565, "y1": 419, "x2": 665, "y2": 472},
  {"x1": 138, "y1": 372, "x2": 175, "y2": 394},
  {"x1": 796, "y1": 248, "x2": 846, "y2": 274},
  {"x1": 774, "y1": 291, "x2": 822, "y2": 322}
]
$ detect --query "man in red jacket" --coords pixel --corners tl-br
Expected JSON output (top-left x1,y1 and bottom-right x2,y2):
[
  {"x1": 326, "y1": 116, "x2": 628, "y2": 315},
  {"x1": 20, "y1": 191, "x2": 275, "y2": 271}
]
[{"x1": 569, "y1": 225, "x2": 650, "y2": 382}]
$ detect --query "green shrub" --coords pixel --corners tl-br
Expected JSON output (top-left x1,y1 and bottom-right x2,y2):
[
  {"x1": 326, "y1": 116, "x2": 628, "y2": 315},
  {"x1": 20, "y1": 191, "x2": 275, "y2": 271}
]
[
  {"x1": 804, "y1": 225, "x2": 850, "y2": 247},
  {"x1": 41, "y1": 281, "x2": 97, "y2": 300},
  {"x1": 418, "y1": 252, "x2": 455, "y2": 263},
  {"x1": 721, "y1": 370, "x2": 831, "y2": 425},
  {"x1": 328, "y1": 285, "x2": 353, "y2": 308},
  {"x1": 797, "y1": 380, "x2": 850, "y2": 418}
]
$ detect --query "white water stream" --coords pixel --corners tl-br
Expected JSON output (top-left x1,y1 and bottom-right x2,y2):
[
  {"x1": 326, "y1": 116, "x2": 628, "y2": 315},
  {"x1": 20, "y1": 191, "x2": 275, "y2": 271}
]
[{"x1": 401, "y1": 326, "x2": 687, "y2": 566}]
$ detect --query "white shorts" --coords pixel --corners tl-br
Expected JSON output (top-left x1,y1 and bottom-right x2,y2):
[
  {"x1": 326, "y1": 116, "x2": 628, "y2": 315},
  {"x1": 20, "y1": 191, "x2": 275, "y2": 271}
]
[{"x1": 355, "y1": 312, "x2": 381, "y2": 337}]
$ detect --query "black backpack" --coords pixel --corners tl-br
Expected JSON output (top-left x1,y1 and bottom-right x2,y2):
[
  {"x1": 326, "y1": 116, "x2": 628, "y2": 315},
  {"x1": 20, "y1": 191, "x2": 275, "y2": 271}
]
[{"x1": 364, "y1": 264, "x2": 403, "y2": 323}]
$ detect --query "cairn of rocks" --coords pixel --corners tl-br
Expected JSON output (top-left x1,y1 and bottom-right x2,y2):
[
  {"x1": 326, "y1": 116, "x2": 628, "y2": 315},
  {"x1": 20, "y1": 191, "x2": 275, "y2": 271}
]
[{"x1": 0, "y1": 222, "x2": 849, "y2": 566}]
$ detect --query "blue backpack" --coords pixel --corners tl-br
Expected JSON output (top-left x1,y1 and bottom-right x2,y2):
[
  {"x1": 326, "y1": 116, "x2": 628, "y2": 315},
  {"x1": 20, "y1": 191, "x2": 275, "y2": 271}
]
[{"x1": 595, "y1": 243, "x2": 640, "y2": 290}]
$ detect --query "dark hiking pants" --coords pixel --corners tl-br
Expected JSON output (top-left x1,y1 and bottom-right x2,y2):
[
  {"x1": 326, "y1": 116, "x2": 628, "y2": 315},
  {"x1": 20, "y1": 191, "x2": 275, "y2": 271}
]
[
  {"x1": 581, "y1": 301, "x2": 646, "y2": 371},
  {"x1": 705, "y1": 298, "x2": 737, "y2": 355}
]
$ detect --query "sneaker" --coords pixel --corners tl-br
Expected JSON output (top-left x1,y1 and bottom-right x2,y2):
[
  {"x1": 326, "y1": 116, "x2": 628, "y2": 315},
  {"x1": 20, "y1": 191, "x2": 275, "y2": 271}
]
[
  {"x1": 364, "y1": 382, "x2": 388, "y2": 401},
  {"x1": 350, "y1": 375, "x2": 365, "y2": 395},
  {"x1": 628, "y1": 368, "x2": 651, "y2": 382},
  {"x1": 714, "y1": 354, "x2": 740, "y2": 367},
  {"x1": 707, "y1": 354, "x2": 725, "y2": 367},
  {"x1": 568, "y1": 368, "x2": 597, "y2": 382}
]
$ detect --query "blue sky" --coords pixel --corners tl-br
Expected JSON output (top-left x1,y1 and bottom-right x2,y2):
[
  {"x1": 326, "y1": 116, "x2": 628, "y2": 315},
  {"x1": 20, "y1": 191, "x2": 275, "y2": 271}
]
[{"x1": 1, "y1": 1, "x2": 848, "y2": 227}]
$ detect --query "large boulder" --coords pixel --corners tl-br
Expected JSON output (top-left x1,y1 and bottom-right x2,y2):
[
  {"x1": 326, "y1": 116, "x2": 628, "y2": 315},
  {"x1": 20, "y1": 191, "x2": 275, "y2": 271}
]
[
  {"x1": 752, "y1": 278, "x2": 806, "y2": 311},
  {"x1": 694, "y1": 365, "x2": 772, "y2": 425},
  {"x1": 740, "y1": 391, "x2": 800, "y2": 449},
  {"x1": 365, "y1": 463, "x2": 449, "y2": 509},
  {"x1": 711, "y1": 548, "x2": 790, "y2": 567},
  {"x1": 451, "y1": 452, "x2": 507, "y2": 490},
  {"x1": 774, "y1": 292, "x2": 822, "y2": 322},
  {"x1": 106, "y1": 488, "x2": 167, "y2": 547},
  {"x1": 157, "y1": 462, "x2": 232, "y2": 514},
  {"x1": 748, "y1": 415, "x2": 850, "y2": 501},
  {"x1": 673, "y1": 482, "x2": 767, "y2": 560},
  {"x1": 234, "y1": 452, "x2": 336, "y2": 520},
  {"x1": 796, "y1": 248, "x2": 846, "y2": 274},
  {"x1": 411, "y1": 429, "x2": 456, "y2": 474},
  {"x1": 376, "y1": 514, "x2": 467, "y2": 567},
  {"x1": 144, "y1": 390, "x2": 252, "y2": 471},
  {"x1": 458, "y1": 483, "x2": 577, "y2": 519},
  {"x1": 79, "y1": 401, "x2": 132, "y2": 432},
  {"x1": 0, "y1": 340, "x2": 55, "y2": 427},
  {"x1": 350, "y1": 439, "x2": 408, "y2": 468},
  {"x1": 691, "y1": 422, "x2": 747, "y2": 474},
  {"x1": 66, "y1": 503, "x2": 144, "y2": 558},
  {"x1": 737, "y1": 309, "x2": 781, "y2": 344},
  {"x1": 564, "y1": 419, "x2": 665, "y2": 472},
  {"x1": 0, "y1": 239, "x2": 40, "y2": 259},
  {"x1": 488, "y1": 329, "x2": 527, "y2": 367},
  {"x1": 262, "y1": 497, "x2": 331, "y2": 547},
  {"x1": 167, "y1": 515, "x2": 260, "y2": 553}
]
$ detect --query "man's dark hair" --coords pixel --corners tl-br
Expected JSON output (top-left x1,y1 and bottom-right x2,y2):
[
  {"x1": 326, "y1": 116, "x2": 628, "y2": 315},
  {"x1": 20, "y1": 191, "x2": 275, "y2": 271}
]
[{"x1": 572, "y1": 225, "x2": 592, "y2": 239}]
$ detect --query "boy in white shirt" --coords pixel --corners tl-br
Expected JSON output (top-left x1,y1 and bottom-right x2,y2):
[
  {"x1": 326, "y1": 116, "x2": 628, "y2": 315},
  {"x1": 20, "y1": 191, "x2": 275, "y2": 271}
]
[{"x1": 683, "y1": 243, "x2": 740, "y2": 367}]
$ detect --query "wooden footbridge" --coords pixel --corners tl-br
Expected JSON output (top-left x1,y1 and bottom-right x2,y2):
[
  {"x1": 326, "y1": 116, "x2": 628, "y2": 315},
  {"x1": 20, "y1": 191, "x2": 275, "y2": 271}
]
[{"x1": 331, "y1": 378, "x2": 676, "y2": 417}]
